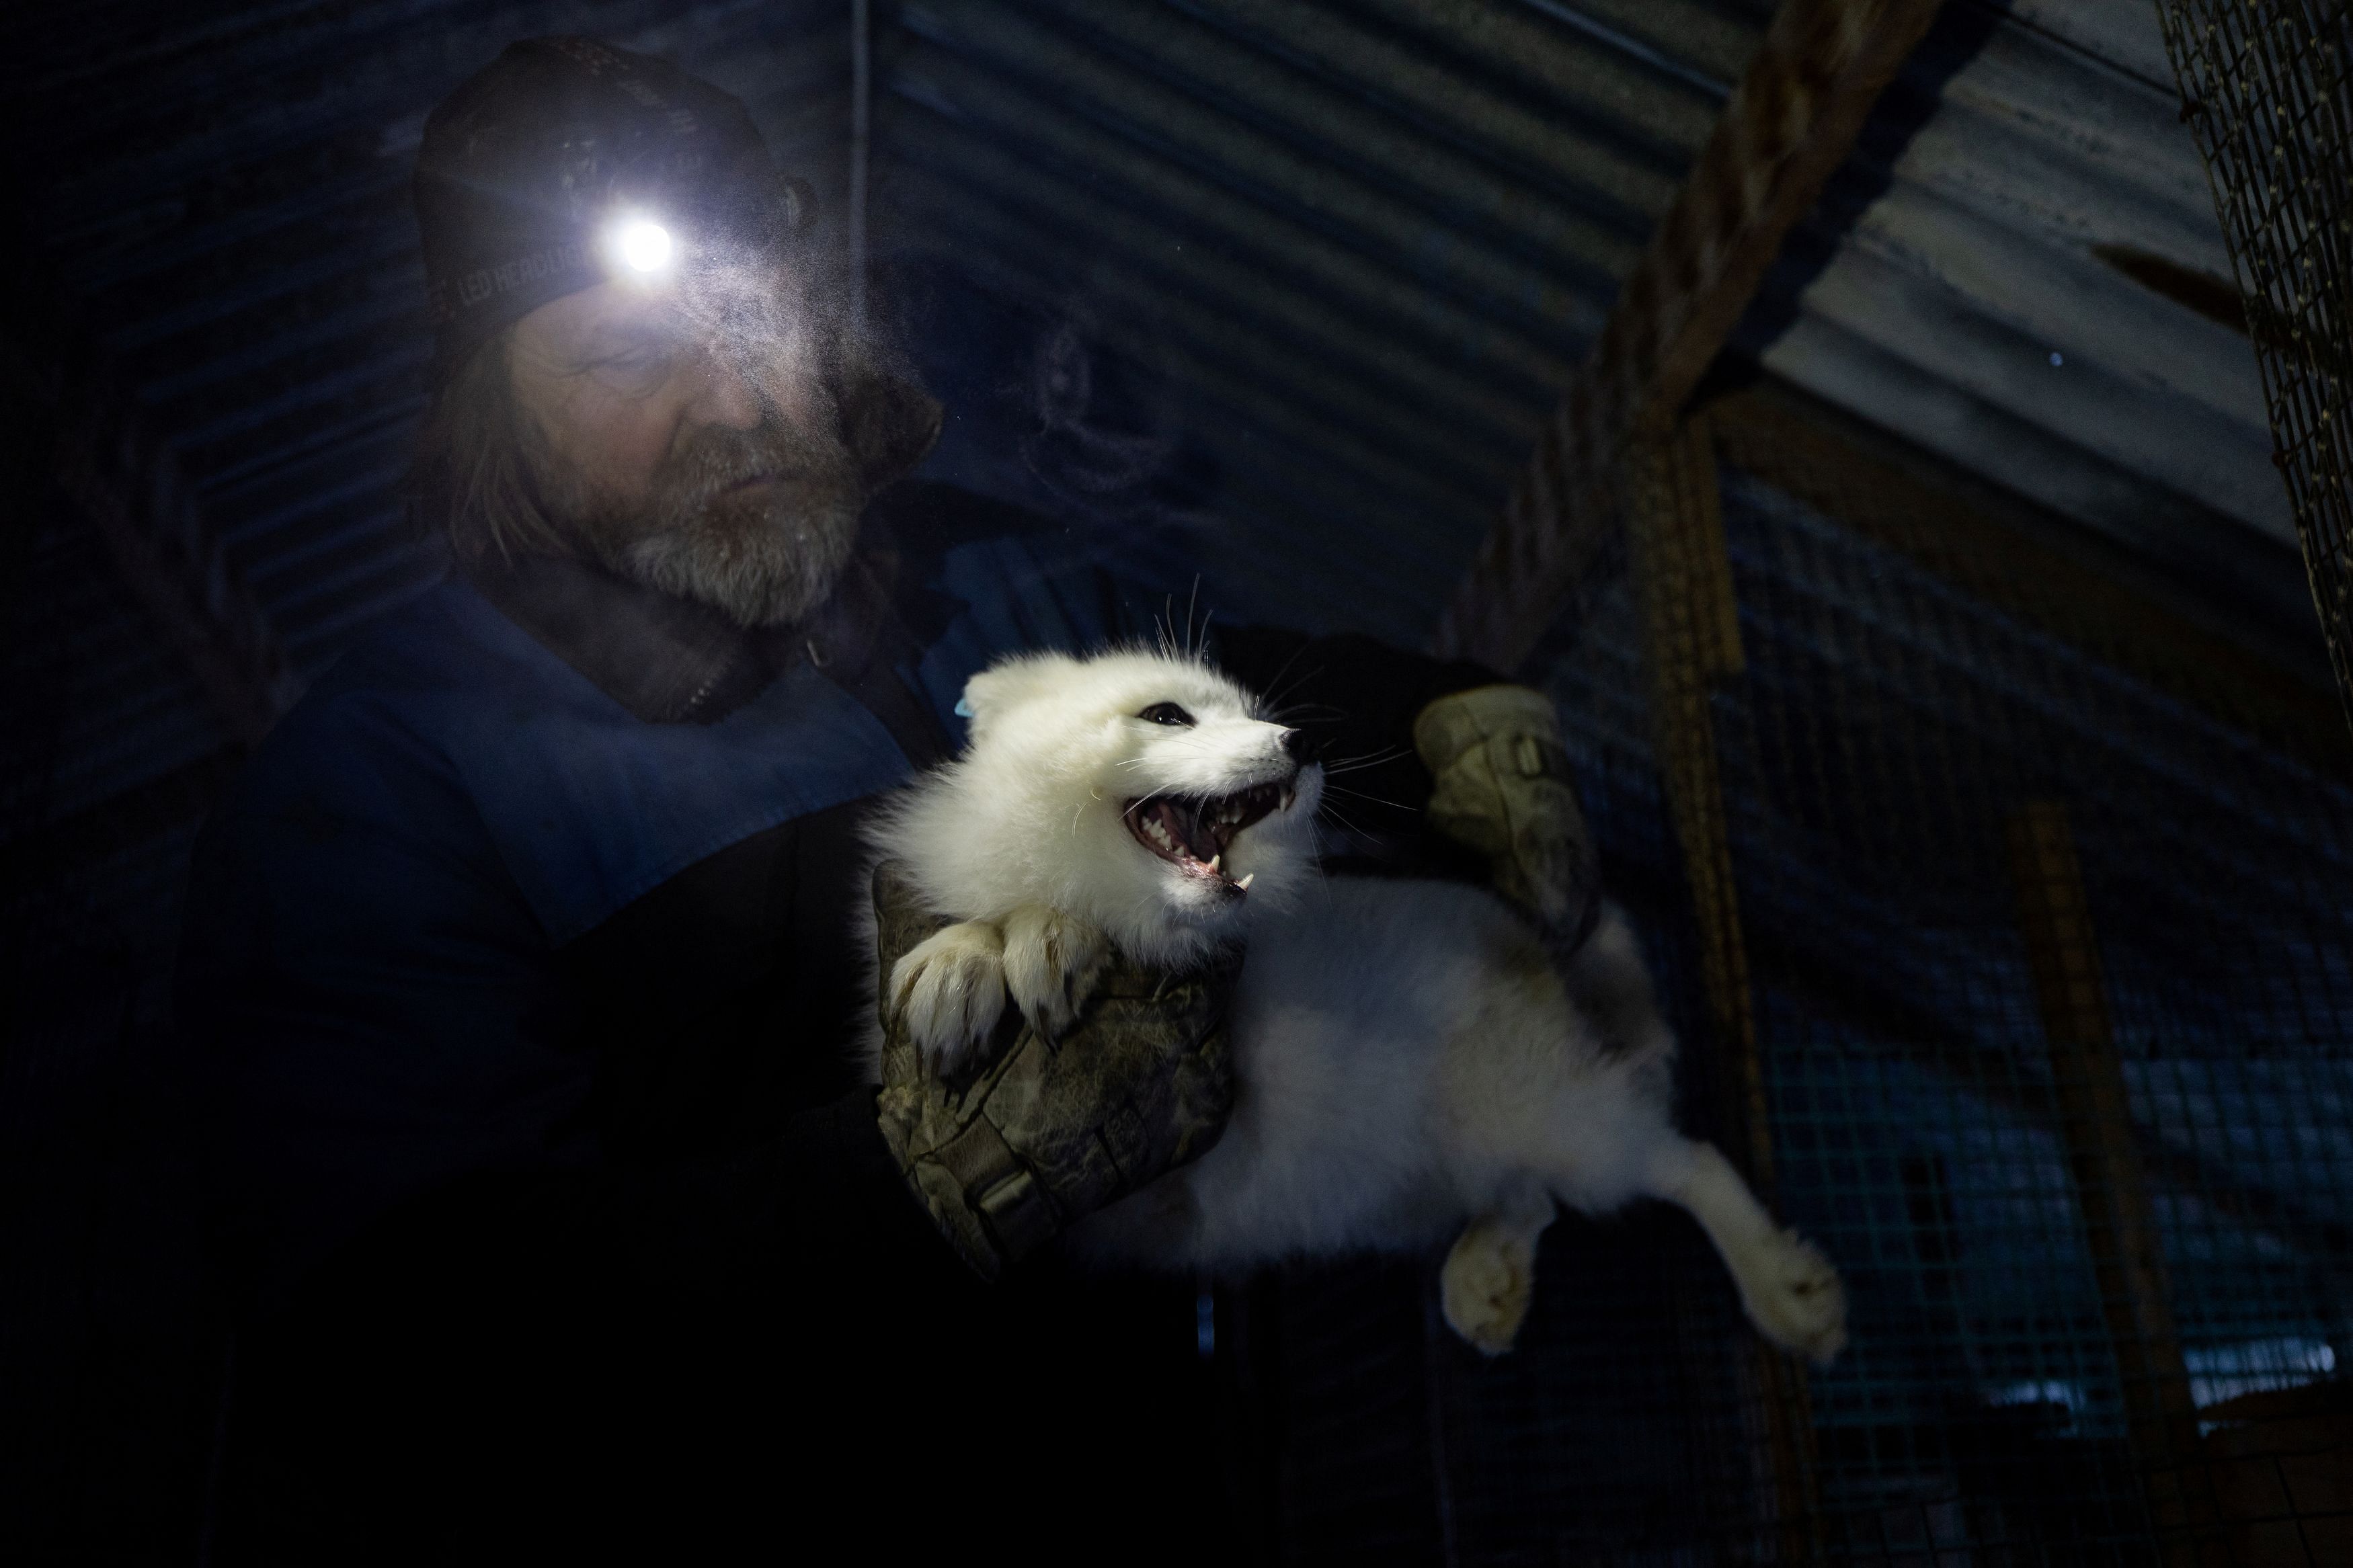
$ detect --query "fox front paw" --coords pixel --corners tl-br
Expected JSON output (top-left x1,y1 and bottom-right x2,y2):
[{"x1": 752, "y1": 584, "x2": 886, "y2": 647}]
[
  {"x1": 999, "y1": 904, "x2": 1107, "y2": 1036},
  {"x1": 889, "y1": 920, "x2": 1008, "y2": 1071}
]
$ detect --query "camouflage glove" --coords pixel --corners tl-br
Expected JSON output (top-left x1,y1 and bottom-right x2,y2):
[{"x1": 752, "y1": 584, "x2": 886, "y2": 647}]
[
  {"x1": 869, "y1": 861, "x2": 1240, "y2": 1281},
  {"x1": 1413, "y1": 684, "x2": 1600, "y2": 946}
]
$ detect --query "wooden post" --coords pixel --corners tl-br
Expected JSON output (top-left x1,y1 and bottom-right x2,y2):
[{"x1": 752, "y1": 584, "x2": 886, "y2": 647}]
[
  {"x1": 2005, "y1": 801, "x2": 2217, "y2": 1564},
  {"x1": 1628, "y1": 413, "x2": 1825, "y2": 1562}
]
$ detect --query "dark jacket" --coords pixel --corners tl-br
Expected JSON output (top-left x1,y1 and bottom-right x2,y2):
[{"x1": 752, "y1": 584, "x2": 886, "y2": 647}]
[{"x1": 178, "y1": 482, "x2": 1496, "y2": 1563}]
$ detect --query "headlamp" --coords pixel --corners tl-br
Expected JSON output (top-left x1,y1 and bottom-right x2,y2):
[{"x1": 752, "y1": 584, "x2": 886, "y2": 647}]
[{"x1": 604, "y1": 214, "x2": 676, "y2": 279}]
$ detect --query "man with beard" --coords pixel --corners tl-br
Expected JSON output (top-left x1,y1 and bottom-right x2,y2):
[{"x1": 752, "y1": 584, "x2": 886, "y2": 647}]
[{"x1": 178, "y1": 36, "x2": 1596, "y2": 1566}]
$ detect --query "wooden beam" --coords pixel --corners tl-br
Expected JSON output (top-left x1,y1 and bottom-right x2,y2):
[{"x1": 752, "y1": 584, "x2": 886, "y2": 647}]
[
  {"x1": 1627, "y1": 417, "x2": 1754, "y2": 1115},
  {"x1": 1626, "y1": 413, "x2": 1824, "y2": 1560},
  {"x1": 2004, "y1": 802, "x2": 2218, "y2": 1564},
  {"x1": 1432, "y1": 0, "x2": 1947, "y2": 671},
  {"x1": 1710, "y1": 378, "x2": 2353, "y2": 780}
]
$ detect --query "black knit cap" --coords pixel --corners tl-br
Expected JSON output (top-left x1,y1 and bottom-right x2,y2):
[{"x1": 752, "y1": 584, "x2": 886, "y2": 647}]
[{"x1": 414, "y1": 37, "x2": 813, "y2": 384}]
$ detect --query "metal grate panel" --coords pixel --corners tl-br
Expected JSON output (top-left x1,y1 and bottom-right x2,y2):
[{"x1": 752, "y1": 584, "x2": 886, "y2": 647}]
[{"x1": 2159, "y1": 0, "x2": 2353, "y2": 731}]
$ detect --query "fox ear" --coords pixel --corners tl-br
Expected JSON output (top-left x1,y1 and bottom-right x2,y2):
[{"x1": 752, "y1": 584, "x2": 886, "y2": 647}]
[{"x1": 957, "y1": 654, "x2": 1075, "y2": 743}]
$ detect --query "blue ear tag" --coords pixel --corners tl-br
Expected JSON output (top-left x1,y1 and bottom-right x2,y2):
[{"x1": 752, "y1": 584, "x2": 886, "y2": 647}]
[{"x1": 954, "y1": 696, "x2": 975, "y2": 718}]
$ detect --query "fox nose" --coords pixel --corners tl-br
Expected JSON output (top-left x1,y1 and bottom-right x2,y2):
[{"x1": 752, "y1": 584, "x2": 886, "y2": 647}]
[{"x1": 1279, "y1": 727, "x2": 1312, "y2": 764}]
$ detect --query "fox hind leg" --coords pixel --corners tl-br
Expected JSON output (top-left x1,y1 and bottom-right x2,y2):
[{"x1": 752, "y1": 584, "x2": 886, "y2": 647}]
[
  {"x1": 1440, "y1": 1190, "x2": 1556, "y2": 1356},
  {"x1": 1648, "y1": 1139, "x2": 1846, "y2": 1365}
]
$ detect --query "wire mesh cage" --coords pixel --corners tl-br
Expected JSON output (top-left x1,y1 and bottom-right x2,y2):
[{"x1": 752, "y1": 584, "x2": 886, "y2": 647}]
[
  {"x1": 1521, "y1": 392, "x2": 2353, "y2": 1563},
  {"x1": 1218, "y1": 383, "x2": 2353, "y2": 1565},
  {"x1": 2158, "y1": 0, "x2": 2353, "y2": 731}
]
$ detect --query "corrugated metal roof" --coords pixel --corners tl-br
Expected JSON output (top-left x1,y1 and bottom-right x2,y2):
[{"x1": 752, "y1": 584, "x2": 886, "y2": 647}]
[
  {"x1": 875, "y1": 0, "x2": 2313, "y2": 651},
  {"x1": 1747, "y1": 0, "x2": 2304, "y2": 628},
  {"x1": 875, "y1": 0, "x2": 1755, "y2": 638}
]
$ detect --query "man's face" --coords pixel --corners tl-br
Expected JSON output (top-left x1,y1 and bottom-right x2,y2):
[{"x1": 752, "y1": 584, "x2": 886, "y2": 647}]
[{"x1": 506, "y1": 272, "x2": 863, "y2": 626}]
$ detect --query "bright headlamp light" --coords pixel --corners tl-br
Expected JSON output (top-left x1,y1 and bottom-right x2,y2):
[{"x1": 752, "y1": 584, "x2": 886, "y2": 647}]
[{"x1": 603, "y1": 212, "x2": 676, "y2": 280}]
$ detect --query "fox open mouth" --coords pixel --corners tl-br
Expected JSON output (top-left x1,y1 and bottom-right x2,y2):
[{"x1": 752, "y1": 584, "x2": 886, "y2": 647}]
[{"x1": 1125, "y1": 781, "x2": 1291, "y2": 892}]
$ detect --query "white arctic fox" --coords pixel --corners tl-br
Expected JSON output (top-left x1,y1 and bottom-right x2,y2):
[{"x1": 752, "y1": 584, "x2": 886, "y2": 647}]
[{"x1": 865, "y1": 648, "x2": 1845, "y2": 1361}]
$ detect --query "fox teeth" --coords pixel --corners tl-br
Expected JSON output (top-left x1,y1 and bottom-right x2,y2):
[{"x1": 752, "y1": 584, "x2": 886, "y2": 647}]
[
  {"x1": 1207, "y1": 854, "x2": 1222, "y2": 874},
  {"x1": 1236, "y1": 873, "x2": 1254, "y2": 891}
]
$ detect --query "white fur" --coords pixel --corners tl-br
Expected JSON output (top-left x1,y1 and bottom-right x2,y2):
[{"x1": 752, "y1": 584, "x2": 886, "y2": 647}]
[{"x1": 863, "y1": 649, "x2": 1845, "y2": 1362}]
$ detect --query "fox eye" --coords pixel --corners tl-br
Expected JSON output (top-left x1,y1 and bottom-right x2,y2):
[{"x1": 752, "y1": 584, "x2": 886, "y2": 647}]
[{"x1": 1138, "y1": 702, "x2": 1195, "y2": 727}]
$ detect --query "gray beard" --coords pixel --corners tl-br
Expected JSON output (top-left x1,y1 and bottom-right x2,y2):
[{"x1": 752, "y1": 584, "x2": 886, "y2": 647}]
[
  {"x1": 611, "y1": 488, "x2": 860, "y2": 628},
  {"x1": 527, "y1": 407, "x2": 865, "y2": 628}
]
